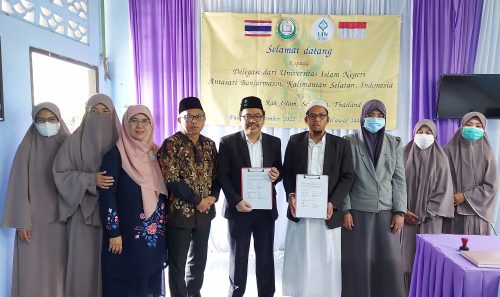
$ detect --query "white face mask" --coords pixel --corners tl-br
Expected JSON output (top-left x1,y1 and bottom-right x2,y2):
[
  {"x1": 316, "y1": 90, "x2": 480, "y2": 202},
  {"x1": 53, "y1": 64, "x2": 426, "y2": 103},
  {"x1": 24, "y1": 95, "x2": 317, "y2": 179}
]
[
  {"x1": 35, "y1": 122, "x2": 60, "y2": 137},
  {"x1": 414, "y1": 134, "x2": 434, "y2": 150}
]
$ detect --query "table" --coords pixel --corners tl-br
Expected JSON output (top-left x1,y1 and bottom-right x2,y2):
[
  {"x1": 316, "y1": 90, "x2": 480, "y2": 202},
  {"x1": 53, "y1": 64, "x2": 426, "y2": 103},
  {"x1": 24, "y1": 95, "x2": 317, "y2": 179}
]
[{"x1": 410, "y1": 234, "x2": 500, "y2": 297}]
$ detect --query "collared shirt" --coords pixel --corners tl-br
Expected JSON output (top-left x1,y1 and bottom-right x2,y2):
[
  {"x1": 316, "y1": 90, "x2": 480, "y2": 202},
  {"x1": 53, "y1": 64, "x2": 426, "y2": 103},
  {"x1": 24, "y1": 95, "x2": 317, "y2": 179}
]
[
  {"x1": 245, "y1": 132, "x2": 263, "y2": 168},
  {"x1": 307, "y1": 133, "x2": 326, "y2": 175},
  {"x1": 157, "y1": 131, "x2": 220, "y2": 228}
]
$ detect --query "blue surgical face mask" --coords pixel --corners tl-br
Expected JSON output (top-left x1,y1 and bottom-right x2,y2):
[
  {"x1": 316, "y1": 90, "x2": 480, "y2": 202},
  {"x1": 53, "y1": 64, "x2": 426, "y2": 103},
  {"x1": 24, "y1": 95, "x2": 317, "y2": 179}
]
[
  {"x1": 363, "y1": 117, "x2": 385, "y2": 133},
  {"x1": 461, "y1": 126, "x2": 484, "y2": 141}
]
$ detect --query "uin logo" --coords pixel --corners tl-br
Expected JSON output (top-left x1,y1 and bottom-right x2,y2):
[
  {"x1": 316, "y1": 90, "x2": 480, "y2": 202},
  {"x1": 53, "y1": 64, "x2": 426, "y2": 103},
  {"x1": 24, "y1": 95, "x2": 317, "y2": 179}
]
[
  {"x1": 277, "y1": 17, "x2": 298, "y2": 41},
  {"x1": 312, "y1": 18, "x2": 333, "y2": 42}
]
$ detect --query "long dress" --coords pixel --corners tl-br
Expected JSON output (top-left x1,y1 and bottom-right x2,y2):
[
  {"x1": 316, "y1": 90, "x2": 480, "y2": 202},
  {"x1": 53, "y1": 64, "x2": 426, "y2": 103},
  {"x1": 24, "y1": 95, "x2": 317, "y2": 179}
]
[
  {"x1": 99, "y1": 146, "x2": 167, "y2": 297},
  {"x1": 1, "y1": 102, "x2": 69, "y2": 297}
]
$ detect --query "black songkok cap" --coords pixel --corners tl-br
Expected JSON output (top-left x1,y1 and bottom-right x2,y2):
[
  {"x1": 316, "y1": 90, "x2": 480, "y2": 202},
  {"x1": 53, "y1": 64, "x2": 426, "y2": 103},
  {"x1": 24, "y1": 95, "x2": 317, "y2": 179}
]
[
  {"x1": 240, "y1": 96, "x2": 264, "y2": 111},
  {"x1": 179, "y1": 97, "x2": 203, "y2": 114}
]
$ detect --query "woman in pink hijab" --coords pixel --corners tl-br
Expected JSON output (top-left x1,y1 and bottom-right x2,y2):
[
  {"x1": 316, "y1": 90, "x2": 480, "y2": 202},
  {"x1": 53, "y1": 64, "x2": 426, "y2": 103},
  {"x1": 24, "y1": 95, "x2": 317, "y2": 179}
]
[{"x1": 99, "y1": 105, "x2": 168, "y2": 297}]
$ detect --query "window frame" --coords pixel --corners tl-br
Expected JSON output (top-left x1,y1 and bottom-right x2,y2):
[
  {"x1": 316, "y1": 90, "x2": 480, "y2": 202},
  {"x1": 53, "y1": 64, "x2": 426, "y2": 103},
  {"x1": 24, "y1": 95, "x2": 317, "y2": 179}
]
[{"x1": 29, "y1": 47, "x2": 99, "y2": 108}]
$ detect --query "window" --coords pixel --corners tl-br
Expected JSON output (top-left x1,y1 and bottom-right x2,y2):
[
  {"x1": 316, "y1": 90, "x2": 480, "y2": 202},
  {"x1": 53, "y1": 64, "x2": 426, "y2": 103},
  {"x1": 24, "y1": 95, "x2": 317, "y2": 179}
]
[{"x1": 30, "y1": 47, "x2": 98, "y2": 131}]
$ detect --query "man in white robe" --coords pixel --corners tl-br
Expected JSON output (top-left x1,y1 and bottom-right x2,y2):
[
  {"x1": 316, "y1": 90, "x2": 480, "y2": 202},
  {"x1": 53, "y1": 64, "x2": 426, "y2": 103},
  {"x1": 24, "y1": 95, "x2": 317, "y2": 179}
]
[{"x1": 282, "y1": 100, "x2": 355, "y2": 297}]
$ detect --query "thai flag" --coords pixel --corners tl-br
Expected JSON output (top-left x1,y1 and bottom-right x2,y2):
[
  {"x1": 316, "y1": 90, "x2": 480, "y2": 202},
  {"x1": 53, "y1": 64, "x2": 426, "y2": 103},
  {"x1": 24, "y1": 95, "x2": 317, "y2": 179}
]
[
  {"x1": 338, "y1": 22, "x2": 367, "y2": 39},
  {"x1": 245, "y1": 20, "x2": 272, "y2": 37}
]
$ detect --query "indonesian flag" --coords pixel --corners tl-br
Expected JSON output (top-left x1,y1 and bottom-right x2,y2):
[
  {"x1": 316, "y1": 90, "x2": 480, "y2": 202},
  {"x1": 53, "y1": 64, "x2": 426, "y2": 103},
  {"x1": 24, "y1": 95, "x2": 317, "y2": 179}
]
[
  {"x1": 244, "y1": 20, "x2": 272, "y2": 37},
  {"x1": 338, "y1": 22, "x2": 367, "y2": 39}
]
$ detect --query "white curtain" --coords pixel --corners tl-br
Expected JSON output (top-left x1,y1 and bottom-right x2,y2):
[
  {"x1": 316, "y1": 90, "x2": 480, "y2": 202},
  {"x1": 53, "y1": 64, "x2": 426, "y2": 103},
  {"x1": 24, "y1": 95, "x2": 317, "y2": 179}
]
[
  {"x1": 475, "y1": 0, "x2": 500, "y2": 235},
  {"x1": 197, "y1": 0, "x2": 413, "y2": 252}
]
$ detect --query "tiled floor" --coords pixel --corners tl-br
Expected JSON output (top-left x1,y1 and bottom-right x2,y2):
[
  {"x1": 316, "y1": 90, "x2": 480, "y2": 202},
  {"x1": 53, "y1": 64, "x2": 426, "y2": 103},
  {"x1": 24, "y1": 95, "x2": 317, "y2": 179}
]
[{"x1": 165, "y1": 250, "x2": 287, "y2": 297}]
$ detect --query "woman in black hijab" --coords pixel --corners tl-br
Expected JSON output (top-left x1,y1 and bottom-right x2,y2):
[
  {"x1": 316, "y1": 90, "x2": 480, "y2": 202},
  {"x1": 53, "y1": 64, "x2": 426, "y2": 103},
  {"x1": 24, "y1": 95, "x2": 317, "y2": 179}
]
[{"x1": 341, "y1": 99, "x2": 407, "y2": 297}]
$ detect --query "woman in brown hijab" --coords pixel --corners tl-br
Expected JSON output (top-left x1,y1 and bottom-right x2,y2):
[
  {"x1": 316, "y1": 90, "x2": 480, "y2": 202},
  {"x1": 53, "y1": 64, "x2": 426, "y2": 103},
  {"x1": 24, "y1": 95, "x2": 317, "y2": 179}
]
[
  {"x1": 443, "y1": 112, "x2": 498, "y2": 235},
  {"x1": 401, "y1": 119, "x2": 454, "y2": 293},
  {"x1": 53, "y1": 93, "x2": 120, "y2": 297},
  {"x1": 1, "y1": 102, "x2": 70, "y2": 297}
]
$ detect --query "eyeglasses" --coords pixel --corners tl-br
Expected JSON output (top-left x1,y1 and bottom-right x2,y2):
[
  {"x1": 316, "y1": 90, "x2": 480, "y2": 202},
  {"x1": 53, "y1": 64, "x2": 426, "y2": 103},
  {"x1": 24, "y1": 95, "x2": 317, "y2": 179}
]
[
  {"x1": 306, "y1": 113, "x2": 328, "y2": 120},
  {"x1": 34, "y1": 117, "x2": 59, "y2": 124},
  {"x1": 241, "y1": 114, "x2": 263, "y2": 121},
  {"x1": 129, "y1": 118, "x2": 151, "y2": 126},
  {"x1": 182, "y1": 114, "x2": 206, "y2": 122}
]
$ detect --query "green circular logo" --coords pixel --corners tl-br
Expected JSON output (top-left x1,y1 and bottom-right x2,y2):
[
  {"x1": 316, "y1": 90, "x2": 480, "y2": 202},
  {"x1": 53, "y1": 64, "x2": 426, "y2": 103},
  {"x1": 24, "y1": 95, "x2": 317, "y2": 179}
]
[{"x1": 277, "y1": 18, "x2": 297, "y2": 40}]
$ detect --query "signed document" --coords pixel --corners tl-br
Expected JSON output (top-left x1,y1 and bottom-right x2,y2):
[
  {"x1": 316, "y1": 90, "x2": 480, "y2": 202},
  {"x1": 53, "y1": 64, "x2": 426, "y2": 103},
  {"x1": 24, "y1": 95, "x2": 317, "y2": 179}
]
[
  {"x1": 241, "y1": 168, "x2": 272, "y2": 210},
  {"x1": 296, "y1": 174, "x2": 328, "y2": 218}
]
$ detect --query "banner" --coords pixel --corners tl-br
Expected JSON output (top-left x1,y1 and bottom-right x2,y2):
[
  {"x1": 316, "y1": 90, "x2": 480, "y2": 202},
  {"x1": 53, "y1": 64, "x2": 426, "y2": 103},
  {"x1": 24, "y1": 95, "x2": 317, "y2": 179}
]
[{"x1": 201, "y1": 13, "x2": 401, "y2": 129}]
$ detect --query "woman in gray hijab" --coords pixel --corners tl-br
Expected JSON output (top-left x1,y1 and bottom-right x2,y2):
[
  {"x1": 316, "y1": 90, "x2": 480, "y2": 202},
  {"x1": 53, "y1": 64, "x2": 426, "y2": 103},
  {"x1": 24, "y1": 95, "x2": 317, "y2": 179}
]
[
  {"x1": 401, "y1": 119, "x2": 454, "y2": 293},
  {"x1": 342, "y1": 99, "x2": 407, "y2": 297},
  {"x1": 53, "y1": 93, "x2": 120, "y2": 297},
  {"x1": 1, "y1": 102, "x2": 70, "y2": 297},
  {"x1": 443, "y1": 112, "x2": 498, "y2": 235}
]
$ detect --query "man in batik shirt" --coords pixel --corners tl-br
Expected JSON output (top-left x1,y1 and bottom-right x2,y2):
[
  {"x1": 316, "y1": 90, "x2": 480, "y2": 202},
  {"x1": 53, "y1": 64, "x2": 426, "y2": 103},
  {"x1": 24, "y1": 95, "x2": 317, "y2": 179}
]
[{"x1": 157, "y1": 96, "x2": 220, "y2": 297}]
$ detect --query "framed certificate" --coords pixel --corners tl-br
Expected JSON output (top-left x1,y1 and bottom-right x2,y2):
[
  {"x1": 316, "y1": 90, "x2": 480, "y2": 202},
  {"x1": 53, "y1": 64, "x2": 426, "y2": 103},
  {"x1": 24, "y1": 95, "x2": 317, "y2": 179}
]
[
  {"x1": 241, "y1": 167, "x2": 272, "y2": 210},
  {"x1": 295, "y1": 174, "x2": 328, "y2": 218}
]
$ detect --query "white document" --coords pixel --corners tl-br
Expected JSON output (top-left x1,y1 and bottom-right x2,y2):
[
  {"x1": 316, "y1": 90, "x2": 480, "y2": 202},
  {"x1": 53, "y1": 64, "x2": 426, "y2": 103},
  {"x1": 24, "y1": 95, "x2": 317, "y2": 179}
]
[
  {"x1": 295, "y1": 174, "x2": 328, "y2": 218},
  {"x1": 241, "y1": 168, "x2": 272, "y2": 210}
]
